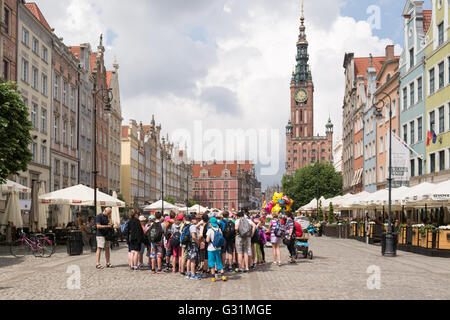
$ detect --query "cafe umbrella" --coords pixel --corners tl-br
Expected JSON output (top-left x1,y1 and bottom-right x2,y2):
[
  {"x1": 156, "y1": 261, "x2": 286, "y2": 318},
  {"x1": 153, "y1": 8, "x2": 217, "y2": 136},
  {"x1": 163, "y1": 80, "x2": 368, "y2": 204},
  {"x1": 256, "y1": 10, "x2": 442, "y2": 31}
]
[
  {"x1": 37, "y1": 183, "x2": 49, "y2": 231},
  {"x1": 2, "y1": 190, "x2": 23, "y2": 229}
]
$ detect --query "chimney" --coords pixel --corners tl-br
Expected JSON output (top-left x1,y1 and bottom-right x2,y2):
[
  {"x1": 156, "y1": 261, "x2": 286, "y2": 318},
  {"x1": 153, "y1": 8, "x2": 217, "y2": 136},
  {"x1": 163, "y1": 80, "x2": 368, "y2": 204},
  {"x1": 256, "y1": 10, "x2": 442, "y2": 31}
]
[{"x1": 385, "y1": 45, "x2": 394, "y2": 61}]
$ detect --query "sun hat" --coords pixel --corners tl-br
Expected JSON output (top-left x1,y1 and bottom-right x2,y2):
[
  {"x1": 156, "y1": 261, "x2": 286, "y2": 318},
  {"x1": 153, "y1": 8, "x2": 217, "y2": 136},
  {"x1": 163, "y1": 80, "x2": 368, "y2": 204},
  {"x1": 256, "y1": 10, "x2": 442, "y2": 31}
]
[
  {"x1": 209, "y1": 217, "x2": 218, "y2": 228},
  {"x1": 139, "y1": 215, "x2": 146, "y2": 222},
  {"x1": 149, "y1": 215, "x2": 156, "y2": 221}
]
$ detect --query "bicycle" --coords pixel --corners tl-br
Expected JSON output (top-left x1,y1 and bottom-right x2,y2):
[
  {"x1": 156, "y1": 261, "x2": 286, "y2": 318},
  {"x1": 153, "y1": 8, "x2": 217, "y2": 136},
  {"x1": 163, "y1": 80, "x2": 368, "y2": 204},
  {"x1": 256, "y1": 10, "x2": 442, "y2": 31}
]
[{"x1": 10, "y1": 231, "x2": 54, "y2": 258}]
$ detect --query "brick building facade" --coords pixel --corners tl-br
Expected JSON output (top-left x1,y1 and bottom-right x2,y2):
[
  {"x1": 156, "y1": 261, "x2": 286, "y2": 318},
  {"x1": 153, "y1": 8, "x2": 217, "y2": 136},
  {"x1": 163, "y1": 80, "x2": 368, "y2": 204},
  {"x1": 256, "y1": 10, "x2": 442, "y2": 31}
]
[{"x1": 285, "y1": 6, "x2": 334, "y2": 176}]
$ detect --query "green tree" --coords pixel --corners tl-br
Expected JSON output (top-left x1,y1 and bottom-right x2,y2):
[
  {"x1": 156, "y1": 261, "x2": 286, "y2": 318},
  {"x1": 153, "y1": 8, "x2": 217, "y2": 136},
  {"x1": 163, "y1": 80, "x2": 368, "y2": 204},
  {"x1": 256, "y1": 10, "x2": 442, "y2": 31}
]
[
  {"x1": 282, "y1": 162, "x2": 343, "y2": 212},
  {"x1": 328, "y1": 202, "x2": 335, "y2": 224},
  {"x1": 318, "y1": 200, "x2": 324, "y2": 222},
  {"x1": 165, "y1": 197, "x2": 175, "y2": 205},
  {"x1": 187, "y1": 199, "x2": 197, "y2": 208},
  {"x1": 0, "y1": 81, "x2": 33, "y2": 184}
]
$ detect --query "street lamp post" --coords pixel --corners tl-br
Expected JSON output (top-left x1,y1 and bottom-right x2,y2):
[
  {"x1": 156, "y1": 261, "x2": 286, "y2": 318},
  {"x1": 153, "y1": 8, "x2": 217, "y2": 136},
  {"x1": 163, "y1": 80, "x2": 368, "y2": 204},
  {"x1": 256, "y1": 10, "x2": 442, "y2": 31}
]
[
  {"x1": 93, "y1": 84, "x2": 113, "y2": 217},
  {"x1": 373, "y1": 92, "x2": 396, "y2": 257}
]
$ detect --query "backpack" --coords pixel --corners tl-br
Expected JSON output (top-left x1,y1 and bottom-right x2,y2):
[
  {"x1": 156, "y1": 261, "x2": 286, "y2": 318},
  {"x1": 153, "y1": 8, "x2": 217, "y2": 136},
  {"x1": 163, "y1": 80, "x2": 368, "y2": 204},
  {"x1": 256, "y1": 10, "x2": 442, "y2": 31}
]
[
  {"x1": 238, "y1": 218, "x2": 252, "y2": 238},
  {"x1": 180, "y1": 224, "x2": 191, "y2": 245},
  {"x1": 273, "y1": 220, "x2": 283, "y2": 238},
  {"x1": 170, "y1": 226, "x2": 181, "y2": 248},
  {"x1": 223, "y1": 220, "x2": 236, "y2": 239},
  {"x1": 148, "y1": 221, "x2": 163, "y2": 243},
  {"x1": 258, "y1": 228, "x2": 267, "y2": 245},
  {"x1": 294, "y1": 222, "x2": 303, "y2": 238},
  {"x1": 121, "y1": 221, "x2": 129, "y2": 235},
  {"x1": 212, "y1": 229, "x2": 225, "y2": 249},
  {"x1": 165, "y1": 222, "x2": 174, "y2": 240}
]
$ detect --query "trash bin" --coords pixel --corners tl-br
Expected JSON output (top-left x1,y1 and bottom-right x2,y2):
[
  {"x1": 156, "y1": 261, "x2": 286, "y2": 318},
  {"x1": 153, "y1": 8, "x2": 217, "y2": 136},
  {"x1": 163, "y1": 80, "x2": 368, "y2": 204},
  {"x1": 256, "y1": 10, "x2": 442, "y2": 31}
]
[
  {"x1": 381, "y1": 232, "x2": 398, "y2": 256},
  {"x1": 67, "y1": 231, "x2": 83, "y2": 256}
]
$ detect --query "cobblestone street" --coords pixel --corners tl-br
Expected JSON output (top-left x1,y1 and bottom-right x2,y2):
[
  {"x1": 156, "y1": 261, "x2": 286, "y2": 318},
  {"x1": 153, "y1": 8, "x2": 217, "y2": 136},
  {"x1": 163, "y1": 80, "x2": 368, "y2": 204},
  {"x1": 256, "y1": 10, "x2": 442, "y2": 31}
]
[{"x1": 0, "y1": 236, "x2": 449, "y2": 300}]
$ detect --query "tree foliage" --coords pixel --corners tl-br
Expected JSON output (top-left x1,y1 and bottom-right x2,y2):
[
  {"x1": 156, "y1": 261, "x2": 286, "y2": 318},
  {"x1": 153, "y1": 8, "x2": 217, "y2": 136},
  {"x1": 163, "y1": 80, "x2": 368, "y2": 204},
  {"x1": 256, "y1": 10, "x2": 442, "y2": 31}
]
[
  {"x1": 328, "y1": 202, "x2": 335, "y2": 224},
  {"x1": 0, "y1": 82, "x2": 33, "y2": 184},
  {"x1": 165, "y1": 197, "x2": 175, "y2": 205},
  {"x1": 282, "y1": 162, "x2": 342, "y2": 212}
]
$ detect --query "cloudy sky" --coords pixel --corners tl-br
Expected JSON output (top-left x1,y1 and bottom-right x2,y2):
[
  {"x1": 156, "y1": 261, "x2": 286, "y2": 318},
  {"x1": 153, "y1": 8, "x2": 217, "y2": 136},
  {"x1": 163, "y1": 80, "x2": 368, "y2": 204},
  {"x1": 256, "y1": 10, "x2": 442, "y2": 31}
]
[{"x1": 34, "y1": 0, "x2": 430, "y2": 189}]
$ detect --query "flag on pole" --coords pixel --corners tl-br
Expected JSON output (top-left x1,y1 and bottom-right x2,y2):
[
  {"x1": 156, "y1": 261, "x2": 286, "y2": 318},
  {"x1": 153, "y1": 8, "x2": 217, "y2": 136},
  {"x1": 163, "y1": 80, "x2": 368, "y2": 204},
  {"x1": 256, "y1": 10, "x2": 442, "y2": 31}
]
[{"x1": 426, "y1": 129, "x2": 437, "y2": 146}]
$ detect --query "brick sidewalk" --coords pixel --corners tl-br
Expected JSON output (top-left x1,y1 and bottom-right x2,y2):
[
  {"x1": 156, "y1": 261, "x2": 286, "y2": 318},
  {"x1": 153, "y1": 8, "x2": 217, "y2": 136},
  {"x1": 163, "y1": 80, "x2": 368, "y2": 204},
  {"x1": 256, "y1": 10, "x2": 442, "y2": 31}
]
[{"x1": 0, "y1": 237, "x2": 449, "y2": 300}]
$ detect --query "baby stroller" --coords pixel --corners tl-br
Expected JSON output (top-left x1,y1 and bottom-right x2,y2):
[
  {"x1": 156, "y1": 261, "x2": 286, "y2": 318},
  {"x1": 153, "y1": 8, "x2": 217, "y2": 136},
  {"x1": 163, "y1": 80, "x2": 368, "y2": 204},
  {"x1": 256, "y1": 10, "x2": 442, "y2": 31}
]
[{"x1": 294, "y1": 217, "x2": 313, "y2": 260}]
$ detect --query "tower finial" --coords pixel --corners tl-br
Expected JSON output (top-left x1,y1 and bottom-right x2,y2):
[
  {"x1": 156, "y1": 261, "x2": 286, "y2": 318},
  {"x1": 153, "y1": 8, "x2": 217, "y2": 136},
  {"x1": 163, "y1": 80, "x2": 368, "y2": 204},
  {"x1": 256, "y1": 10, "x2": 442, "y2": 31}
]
[{"x1": 301, "y1": 0, "x2": 304, "y2": 20}]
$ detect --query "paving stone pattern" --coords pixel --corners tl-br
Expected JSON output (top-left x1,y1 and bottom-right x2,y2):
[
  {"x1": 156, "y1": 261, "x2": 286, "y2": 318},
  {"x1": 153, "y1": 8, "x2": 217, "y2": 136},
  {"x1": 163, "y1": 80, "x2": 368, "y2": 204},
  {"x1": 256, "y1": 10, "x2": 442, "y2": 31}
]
[{"x1": 0, "y1": 237, "x2": 449, "y2": 300}]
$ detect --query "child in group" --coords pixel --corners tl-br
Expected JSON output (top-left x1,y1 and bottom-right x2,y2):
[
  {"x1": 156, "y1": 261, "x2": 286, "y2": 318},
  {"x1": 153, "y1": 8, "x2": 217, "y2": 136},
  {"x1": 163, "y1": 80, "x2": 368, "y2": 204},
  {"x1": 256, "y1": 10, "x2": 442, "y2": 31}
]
[{"x1": 206, "y1": 217, "x2": 227, "y2": 282}]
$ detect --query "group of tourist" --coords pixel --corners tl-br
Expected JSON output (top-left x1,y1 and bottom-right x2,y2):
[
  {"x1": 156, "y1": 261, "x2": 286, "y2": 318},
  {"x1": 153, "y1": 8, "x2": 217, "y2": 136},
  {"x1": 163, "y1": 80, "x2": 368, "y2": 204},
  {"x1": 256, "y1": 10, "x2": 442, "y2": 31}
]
[{"x1": 94, "y1": 207, "x2": 302, "y2": 282}]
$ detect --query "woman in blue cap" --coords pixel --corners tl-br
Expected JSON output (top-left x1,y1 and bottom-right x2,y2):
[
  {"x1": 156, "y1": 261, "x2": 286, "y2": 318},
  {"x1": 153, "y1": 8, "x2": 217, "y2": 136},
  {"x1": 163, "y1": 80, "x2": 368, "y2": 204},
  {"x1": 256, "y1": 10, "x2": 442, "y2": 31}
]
[{"x1": 206, "y1": 217, "x2": 227, "y2": 282}]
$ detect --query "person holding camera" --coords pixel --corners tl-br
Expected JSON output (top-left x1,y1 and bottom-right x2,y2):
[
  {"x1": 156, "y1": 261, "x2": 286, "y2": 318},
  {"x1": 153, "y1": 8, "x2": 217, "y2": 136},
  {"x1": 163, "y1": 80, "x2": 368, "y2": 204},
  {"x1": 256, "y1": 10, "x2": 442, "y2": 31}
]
[{"x1": 96, "y1": 207, "x2": 113, "y2": 269}]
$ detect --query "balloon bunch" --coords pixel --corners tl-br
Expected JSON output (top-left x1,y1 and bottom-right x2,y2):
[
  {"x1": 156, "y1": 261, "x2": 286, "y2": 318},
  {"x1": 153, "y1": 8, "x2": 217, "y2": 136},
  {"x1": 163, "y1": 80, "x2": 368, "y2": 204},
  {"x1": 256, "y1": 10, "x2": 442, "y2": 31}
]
[{"x1": 262, "y1": 192, "x2": 294, "y2": 215}]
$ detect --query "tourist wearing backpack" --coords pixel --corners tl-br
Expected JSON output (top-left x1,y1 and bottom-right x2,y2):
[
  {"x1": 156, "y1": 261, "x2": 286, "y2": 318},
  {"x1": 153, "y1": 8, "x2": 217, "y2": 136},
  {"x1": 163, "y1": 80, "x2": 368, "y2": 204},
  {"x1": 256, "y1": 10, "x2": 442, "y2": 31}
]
[
  {"x1": 268, "y1": 213, "x2": 282, "y2": 266},
  {"x1": 148, "y1": 213, "x2": 164, "y2": 274},
  {"x1": 206, "y1": 217, "x2": 227, "y2": 282},
  {"x1": 284, "y1": 212, "x2": 297, "y2": 264},
  {"x1": 221, "y1": 211, "x2": 235, "y2": 272},
  {"x1": 234, "y1": 212, "x2": 256, "y2": 273},
  {"x1": 198, "y1": 214, "x2": 210, "y2": 277},
  {"x1": 183, "y1": 214, "x2": 201, "y2": 280},
  {"x1": 170, "y1": 214, "x2": 184, "y2": 273},
  {"x1": 126, "y1": 209, "x2": 144, "y2": 271},
  {"x1": 163, "y1": 213, "x2": 175, "y2": 272}
]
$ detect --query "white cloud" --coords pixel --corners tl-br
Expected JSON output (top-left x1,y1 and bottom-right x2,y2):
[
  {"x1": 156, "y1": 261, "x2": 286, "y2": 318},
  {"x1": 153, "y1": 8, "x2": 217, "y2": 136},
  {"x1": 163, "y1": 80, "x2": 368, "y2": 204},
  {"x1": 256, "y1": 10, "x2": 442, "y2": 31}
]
[{"x1": 33, "y1": 0, "x2": 400, "y2": 188}]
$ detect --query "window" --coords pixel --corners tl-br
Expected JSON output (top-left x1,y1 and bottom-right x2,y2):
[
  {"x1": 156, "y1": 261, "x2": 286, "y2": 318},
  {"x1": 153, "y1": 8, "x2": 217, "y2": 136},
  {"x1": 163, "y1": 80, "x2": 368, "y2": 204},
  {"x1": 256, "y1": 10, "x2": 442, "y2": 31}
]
[
  {"x1": 418, "y1": 117, "x2": 423, "y2": 141},
  {"x1": 418, "y1": 159, "x2": 423, "y2": 176},
  {"x1": 209, "y1": 191, "x2": 214, "y2": 199},
  {"x1": 41, "y1": 108, "x2": 47, "y2": 134},
  {"x1": 63, "y1": 82, "x2": 68, "y2": 105},
  {"x1": 63, "y1": 121, "x2": 67, "y2": 145},
  {"x1": 71, "y1": 165, "x2": 76, "y2": 180},
  {"x1": 54, "y1": 75, "x2": 59, "y2": 100},
  {"x1": 41, "y1": 146, "x2": 46, "y2": 165},
  {"x1": 32, "y1": 143, "x2": 38, "y2": 162},
  {"x1": 409, "y1": 48, "x2": 414, "y2": 68},
  {"x1": 410, "y1": 159, "x2": 415, "y2": 178},
  {"x1": 429, "y1": 68, "x2": 435, "y2": 94},
  {"x1": 32, "y1": 67, "x2": 38, "y2": 89},
  {"x1": 22, "y1": 28, "x2": 29, "y2": 46},
  {"x1": 70, "y1": 87, "x2": 75, "y2": 110},
  {"x1": 403, "y1": 124, "x2": 408, "y2": 143},
  {"x1": 21, "y1": 59, "x2": 29, "y2": 83},
  {"x1": 379, "y1": 166, "x2": 384, "y2": 182},
  {"x1": 2, "y1": 60, "x2": 9, "y2": 81},
  {"x1": 403, "y1": 87, "x2": 407, "y2": 110},
  {"x1": 54, "y1": 159, "x2": 60, "y2": 175},
  {"x1": 32, "y1": 38, "x2": 39, "y2": 55},
  {"x1": 31, "y1": 103, "x2": 38, "y2": 130},
  {"x1": 430, "y1": 153, "x2": 435, "y2": 174},
  {"x1": 439, "y1": 150, "x2": 445, "y2": 171},
  {"x1": 439, "y1": 106, "x2": 444, "y2": 134},
  {"x1": 70, "y1": 125, "x2": 74, "y2": 148},
  {"x1": 438, "y1": 22, "x2": 444, "y2": 46},
  {"x1": 224, "y1": 191, "x2": 228, "y2": 199},
  {"x1": 41, "y1": 46, "x2": 48, "y2": 62},
  {"x1": 417, "y1": 77, "x2": 422, "y2": 102},
  {"x1": 54, "y1": 116, "x2": 59, "y2": 141},
  {"x1": 448, "y1": 57, "x2": 450, "y2": 85},
  {"x1": 63, "y1": 163, "x2": 68, "y2": 177},
  {"x1": 410, "y1": 82, "x2": 415, "y2": 106},
  {"x1": 430, "y1": 111, "x2": 435, "y2": 132},
  {"x1": 410, "y1": 121, "x2": 415, "y2": 144},
  {"x1": 438, "y1": 62, "x2": 444, "y2": 89},
  {"x1": 3, "y1": 8, "x2": 10, "y2": 35}
]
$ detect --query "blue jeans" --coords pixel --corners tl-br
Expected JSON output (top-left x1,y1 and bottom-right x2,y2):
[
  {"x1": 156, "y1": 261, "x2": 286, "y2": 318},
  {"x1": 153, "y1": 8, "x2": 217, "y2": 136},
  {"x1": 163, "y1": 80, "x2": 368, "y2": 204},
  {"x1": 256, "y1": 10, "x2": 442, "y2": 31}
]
[{"x1": 208, "y1": 250, "x2": 223, "y2": 270}]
